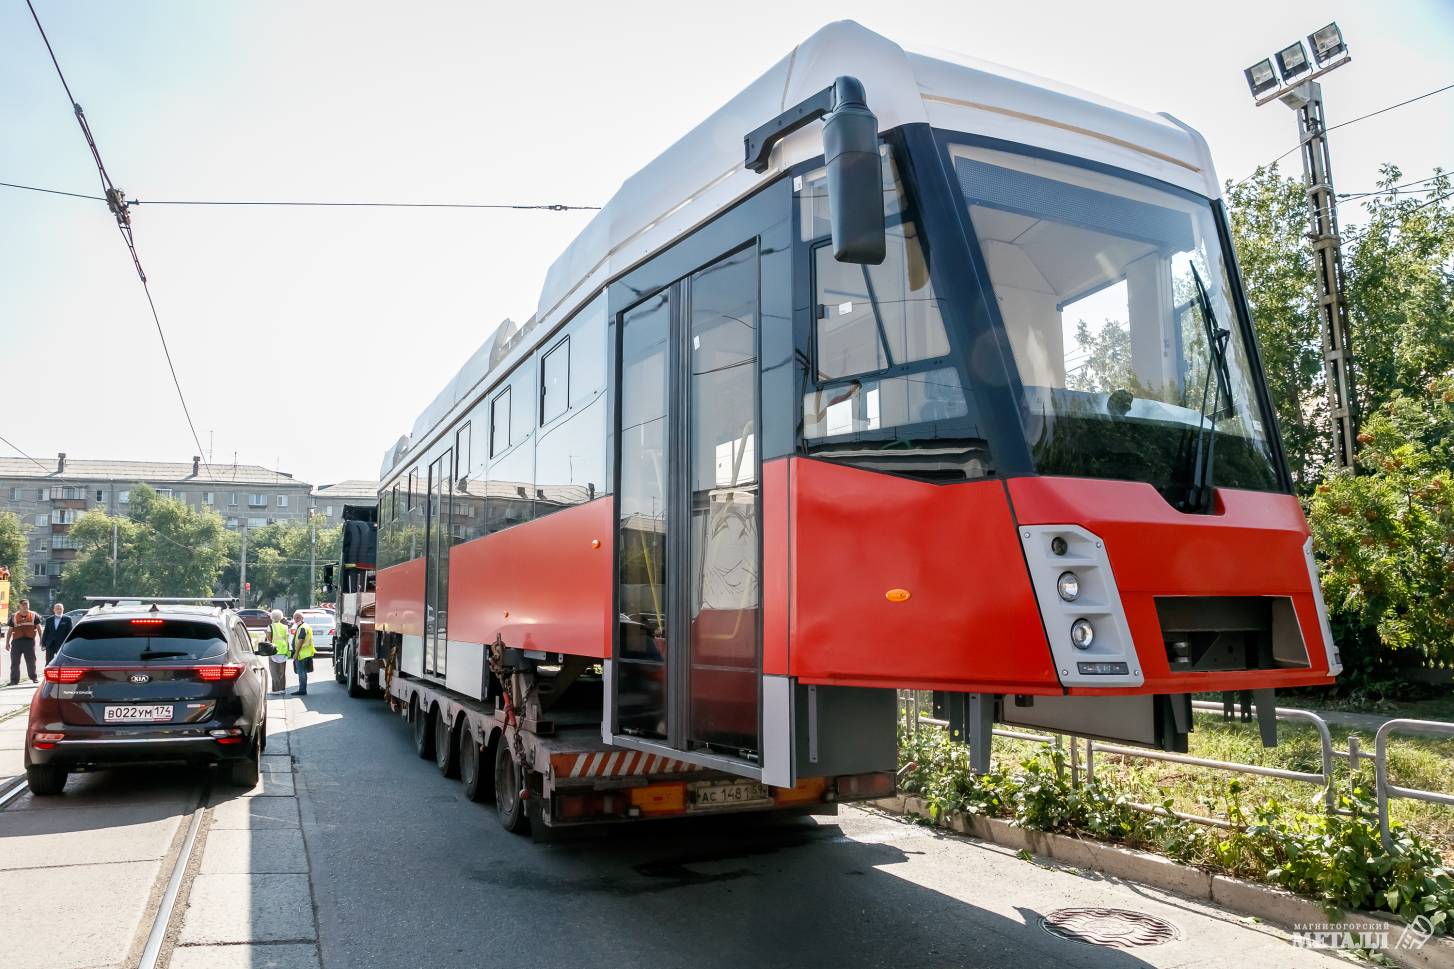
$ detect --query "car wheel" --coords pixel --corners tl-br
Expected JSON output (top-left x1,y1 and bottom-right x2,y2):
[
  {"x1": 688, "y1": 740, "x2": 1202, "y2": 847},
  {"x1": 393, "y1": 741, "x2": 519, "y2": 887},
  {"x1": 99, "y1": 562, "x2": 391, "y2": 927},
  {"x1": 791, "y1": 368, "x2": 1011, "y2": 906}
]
[
  {"x1": 435, "y1": 708, "x2": 459, "y2": 778},
  {"x1": 346, "y1": 649, "x2": 365, "y2": 699},
  {"x1": 227, "y1": 734, "x2": 261, "y2": 788},
  {"x1": 26, "y1": 764, "x2": 68, "y2": 796},
  {"x1": 412, "y1": 699, "x2": 435, "y2": 760},
  {"x1": 493, "y1": 733, "x2": 529, "y2": 833}
]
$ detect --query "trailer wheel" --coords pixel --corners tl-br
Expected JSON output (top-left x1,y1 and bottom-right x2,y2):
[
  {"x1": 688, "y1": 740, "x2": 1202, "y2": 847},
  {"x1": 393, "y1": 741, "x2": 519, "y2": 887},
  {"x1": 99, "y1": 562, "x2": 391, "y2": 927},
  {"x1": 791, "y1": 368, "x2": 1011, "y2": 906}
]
[
  {"x1": 435, "y1": 708, "x2": 459, "y2": 778},
  {"x1": 459, "y1": 723, "x2": 488, "y2": 802},
  {"x1": 493, "y1": 734, "x2": 529, "y2": 833},
  {"x1": 346, "y1": 648, "x2": 365, "y2": 699},
  {"x1": 412, "y1": 698, "x2": 435, "y2": 760}
]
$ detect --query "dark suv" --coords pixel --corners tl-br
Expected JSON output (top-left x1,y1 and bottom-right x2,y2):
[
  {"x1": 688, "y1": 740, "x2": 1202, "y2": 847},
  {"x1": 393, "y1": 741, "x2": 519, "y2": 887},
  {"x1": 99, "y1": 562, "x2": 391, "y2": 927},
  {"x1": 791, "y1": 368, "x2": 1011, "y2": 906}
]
[{"x1": 24, "y1": 602, "x2": 269, "y2": 795}]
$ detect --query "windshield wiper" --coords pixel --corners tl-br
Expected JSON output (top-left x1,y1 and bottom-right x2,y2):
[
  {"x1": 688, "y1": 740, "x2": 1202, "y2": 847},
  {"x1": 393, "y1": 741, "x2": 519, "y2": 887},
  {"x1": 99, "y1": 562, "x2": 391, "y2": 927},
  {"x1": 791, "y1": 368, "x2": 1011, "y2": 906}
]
[{"x1": 1183, "y1": 265, "x2": 1234, "y2": 514}]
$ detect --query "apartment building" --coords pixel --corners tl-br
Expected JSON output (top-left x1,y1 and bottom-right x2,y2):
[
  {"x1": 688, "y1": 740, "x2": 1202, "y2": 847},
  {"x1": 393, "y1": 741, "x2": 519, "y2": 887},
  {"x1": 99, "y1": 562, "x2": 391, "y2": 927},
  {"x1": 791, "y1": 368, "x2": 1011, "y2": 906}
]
[
  {"x1": 311, "y1": 480, "x2": 379, "y2": 527},
  {"x1": 0, "y1": 453, "x2": 314, "y2": 604}
]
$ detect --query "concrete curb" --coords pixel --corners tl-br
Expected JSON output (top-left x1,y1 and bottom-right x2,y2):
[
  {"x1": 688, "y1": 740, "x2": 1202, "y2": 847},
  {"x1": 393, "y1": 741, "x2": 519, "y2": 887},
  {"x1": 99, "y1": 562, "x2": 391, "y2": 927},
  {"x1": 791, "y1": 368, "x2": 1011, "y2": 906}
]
[{"x1": 873, "y1": 795, "x2": 1452, "y2": 969}]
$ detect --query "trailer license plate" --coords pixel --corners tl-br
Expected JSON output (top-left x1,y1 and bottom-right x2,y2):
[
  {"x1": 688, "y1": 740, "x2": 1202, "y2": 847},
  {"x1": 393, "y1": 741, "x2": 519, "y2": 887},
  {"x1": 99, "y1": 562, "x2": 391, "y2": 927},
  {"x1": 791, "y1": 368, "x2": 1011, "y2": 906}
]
[
  {"x1": 689, "y1": 780, "x2": 771, "y2": 808},
  {"x1": 104, "y1": 704, "x2": 173, "y2": 723}
]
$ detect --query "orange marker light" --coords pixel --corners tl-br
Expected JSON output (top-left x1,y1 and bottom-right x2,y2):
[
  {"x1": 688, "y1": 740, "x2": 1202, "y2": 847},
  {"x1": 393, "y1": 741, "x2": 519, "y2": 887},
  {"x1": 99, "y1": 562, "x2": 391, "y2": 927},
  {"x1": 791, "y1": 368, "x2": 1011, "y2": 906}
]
[
  {"x1": 885, "y1": 589, "x2": 911, "y2": 603},
  {"x1": 591, "y1": 539, "x2": 601, "y2": 549}
]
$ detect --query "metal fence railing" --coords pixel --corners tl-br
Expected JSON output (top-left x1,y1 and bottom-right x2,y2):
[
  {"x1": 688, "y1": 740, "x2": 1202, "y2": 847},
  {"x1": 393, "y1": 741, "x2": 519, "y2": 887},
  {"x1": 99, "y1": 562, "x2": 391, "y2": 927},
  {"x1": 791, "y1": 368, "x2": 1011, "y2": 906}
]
[
  {"x1": 1374, "y1": 718, "x2": 1454, "y2": 852},
  {"x1": 900, "y1": 691, "x2": 1453, "y2": 849}
]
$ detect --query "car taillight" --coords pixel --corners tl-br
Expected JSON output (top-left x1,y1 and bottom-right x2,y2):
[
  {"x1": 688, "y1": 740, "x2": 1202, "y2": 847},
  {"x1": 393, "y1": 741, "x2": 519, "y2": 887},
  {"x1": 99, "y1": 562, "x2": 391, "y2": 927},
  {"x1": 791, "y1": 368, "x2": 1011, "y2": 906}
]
[
  {"x1": 328, "y1": 629, "x2": 335, "y2": 636},
  {"x1": 195, "y1": 665, "x2": 245, "y2": 682},
  {"x1": 44, "y1": 668, "x2": 87, "y2": 683}
]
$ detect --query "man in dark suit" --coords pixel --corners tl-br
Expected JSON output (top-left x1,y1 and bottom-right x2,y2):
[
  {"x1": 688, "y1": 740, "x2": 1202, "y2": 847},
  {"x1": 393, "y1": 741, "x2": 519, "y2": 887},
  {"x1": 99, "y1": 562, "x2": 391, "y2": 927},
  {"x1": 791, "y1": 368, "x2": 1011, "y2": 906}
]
[{"x1": 41, "y1": 602, "x2": 73, "y2": 666}]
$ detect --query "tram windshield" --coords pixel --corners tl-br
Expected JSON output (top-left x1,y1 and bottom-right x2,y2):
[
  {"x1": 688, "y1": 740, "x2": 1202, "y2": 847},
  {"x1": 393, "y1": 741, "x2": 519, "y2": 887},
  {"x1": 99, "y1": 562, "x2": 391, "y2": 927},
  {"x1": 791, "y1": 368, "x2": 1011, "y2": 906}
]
[{"x1": 952, "y1": 143, "x2": 1282, "y2": 504}]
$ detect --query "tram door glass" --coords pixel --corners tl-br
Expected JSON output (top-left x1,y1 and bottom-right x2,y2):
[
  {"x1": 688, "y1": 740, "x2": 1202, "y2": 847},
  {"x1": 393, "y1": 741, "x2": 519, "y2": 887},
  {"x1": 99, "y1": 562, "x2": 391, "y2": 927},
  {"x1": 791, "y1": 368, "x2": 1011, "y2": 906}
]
[
  {"x1": 617, "y1": 292, "x2": 671, "y2": 738},
  {"x1": 614, "y1": 247, "x2": 762, "y2": 760},
  {"x1": 687, "y1": 248, "x2": 759, "y2": 754},
  {"x1": 425, "y1": 449, "x2": 452, "y2": 676}
]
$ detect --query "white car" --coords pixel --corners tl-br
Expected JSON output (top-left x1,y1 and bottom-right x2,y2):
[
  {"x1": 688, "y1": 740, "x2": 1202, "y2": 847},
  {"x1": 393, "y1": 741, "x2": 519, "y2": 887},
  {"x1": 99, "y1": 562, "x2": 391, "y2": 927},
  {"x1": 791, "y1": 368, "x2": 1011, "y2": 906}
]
[{"x1": 298, "y1": 611, "x2": 335, "y2": 655}]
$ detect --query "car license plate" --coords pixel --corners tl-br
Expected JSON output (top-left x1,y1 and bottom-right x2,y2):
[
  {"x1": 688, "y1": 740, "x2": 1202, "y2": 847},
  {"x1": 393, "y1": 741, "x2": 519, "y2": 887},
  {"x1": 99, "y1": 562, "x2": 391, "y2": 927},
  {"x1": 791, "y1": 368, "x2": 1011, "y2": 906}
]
[
  {"x1": 689, "y1": 780, "x2": 772, "y2": 809},
  {"x1": 104, "y1": 704, "x2": 173, "y2": 723}
]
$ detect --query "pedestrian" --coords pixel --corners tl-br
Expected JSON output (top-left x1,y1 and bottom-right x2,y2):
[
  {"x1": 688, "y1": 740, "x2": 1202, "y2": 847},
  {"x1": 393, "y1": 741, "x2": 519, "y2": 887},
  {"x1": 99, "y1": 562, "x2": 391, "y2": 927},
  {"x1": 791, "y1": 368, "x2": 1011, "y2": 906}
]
[
  {"x1": 290, "y1": 610, "x2": 316, "y2": 697},
  {"x1": 40, "y1": 602, "x2": 73, "y2": 666},
  {"x1": 265, "y1": 609, "x2": 290, "y2": 693},
  {"x1": 5, "y1": 598, "x2": 42, "y2": 685}
]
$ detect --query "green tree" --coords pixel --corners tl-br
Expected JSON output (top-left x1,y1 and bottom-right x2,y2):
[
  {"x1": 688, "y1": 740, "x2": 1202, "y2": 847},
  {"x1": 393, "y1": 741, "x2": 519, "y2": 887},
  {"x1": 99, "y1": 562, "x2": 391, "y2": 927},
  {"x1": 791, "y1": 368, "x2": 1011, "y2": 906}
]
[
  {"x1": 0, "y1": 511, "x2": 31, "y2": 602},
  {"x1": 1344, "y1": 166, "x2": 1454, "y2": 417},
  {"x1": 1225, "y1": 165, "x2": 1328, "y2": 490},
  {"x1": 1229, "y1": 165, "x2": 1454, "y2": 668},
  {"x1": 59, "y1": 485, "x2": 232, "y2": 602},
  {"x1": 219, "y1": 520, "x2": 340, "y2": 611},
  {"x1": 1307, "y1": 374, "x2": 1454, "y2": 666}
]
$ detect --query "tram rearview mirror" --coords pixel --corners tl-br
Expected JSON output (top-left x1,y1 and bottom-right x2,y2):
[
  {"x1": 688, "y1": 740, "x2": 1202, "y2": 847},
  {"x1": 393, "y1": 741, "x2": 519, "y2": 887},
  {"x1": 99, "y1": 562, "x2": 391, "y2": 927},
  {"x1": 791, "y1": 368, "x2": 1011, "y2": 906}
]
[{"x1": 823, "y1": 77, "x2": 886, "y2": 265}]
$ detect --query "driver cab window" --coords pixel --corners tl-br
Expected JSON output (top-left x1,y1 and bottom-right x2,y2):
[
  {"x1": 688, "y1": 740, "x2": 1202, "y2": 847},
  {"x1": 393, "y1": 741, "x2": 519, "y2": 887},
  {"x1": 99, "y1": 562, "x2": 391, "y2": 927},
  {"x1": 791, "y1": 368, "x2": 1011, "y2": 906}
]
[{"x1": 799, "y1": 152, "x2": 972, "y2": 449}]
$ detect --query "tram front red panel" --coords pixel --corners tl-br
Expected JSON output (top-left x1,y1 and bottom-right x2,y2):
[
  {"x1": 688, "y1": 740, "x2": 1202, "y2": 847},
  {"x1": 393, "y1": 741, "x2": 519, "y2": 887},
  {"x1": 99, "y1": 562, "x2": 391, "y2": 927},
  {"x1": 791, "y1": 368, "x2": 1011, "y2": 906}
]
[
  {"x1": 448, "y1": 497, "x2": 613, "y2": 658},
  {"x1": 376, "y1": 558, "x2": 425, "y2": 639},
  {"x1": 786, "y1": 458, "x2": 1059, "y2": 692},
  {"x1": 1006, "y1": 476, "x2": 1336, "y2": 694}
]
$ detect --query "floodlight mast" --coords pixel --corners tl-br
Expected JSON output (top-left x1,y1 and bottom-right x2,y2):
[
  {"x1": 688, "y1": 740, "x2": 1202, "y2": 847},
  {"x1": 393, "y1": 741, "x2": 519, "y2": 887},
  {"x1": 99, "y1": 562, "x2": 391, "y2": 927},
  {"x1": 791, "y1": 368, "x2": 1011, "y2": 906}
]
[{"x1": 1245, "y1": 23, "x2": 1358, "y2": 470}]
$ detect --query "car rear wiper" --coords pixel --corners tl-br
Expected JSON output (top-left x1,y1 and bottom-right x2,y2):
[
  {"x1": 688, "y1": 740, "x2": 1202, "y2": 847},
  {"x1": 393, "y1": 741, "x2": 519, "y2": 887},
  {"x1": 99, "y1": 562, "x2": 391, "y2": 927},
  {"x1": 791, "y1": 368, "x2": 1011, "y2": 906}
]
[
  {"x1": 1183, "y1": 265, "x2": 1234, "y2": 514},
  {"x1": 136, "y1": 649, "x2": 191, "y2": 660}
]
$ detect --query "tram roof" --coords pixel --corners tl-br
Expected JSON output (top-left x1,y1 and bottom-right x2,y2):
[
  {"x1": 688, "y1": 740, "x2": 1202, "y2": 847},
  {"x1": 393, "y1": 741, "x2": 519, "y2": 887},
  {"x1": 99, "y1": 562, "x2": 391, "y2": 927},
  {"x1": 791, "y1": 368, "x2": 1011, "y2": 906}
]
[{"x1": 382, "y1": 20, "x2": 1221, "y2": 480}]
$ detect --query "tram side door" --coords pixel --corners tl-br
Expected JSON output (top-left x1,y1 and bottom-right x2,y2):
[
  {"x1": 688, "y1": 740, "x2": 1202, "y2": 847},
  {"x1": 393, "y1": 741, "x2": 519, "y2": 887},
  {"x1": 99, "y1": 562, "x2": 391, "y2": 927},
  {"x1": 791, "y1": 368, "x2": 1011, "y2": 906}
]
[
  {"x1": 424, "y1": 449, "x2": 452, "y2": 678},
  {"x1": 613, "y1": 244, "x2": 763, "y2": 769}
]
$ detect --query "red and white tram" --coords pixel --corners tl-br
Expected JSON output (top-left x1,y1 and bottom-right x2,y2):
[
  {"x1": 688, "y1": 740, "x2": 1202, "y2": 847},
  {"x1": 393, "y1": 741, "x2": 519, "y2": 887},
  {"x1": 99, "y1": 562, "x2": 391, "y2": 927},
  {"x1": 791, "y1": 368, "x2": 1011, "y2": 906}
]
[{"x1": 368, "y1": 22, "x2": 1338, "y2": 833}]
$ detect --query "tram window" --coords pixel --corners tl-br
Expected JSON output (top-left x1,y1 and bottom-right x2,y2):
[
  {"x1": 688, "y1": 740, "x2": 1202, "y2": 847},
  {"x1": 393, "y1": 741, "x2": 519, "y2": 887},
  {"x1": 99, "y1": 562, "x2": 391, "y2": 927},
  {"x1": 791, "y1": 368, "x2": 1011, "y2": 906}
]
[
  {"x1": 813, "y1": 225, "x2": 949, "y2": 381},
  {"x1": 490, "y1": 388, "x2": 511, "y2": 457},
  {"x1": 406, "y1": 469, "x2": 417, "y2": 510},
  {"x1": 541, "y1": 339, "x2": 569, "y2": 425},
  {"x1": 486, "y1": 438, "x2": 534, "y2": 533},
  {"x1": 534, "y1": 396, "x2": 606, "y2": 516},
  {"x1": 569, "y1": 295, "x2": 607, "y2": 408},
  {"x1": 799, "y1": 149, "x2": 986, "y2": 481},
  {"x1": 453, "y1": 422, "x2": 481, "y2": 546}
]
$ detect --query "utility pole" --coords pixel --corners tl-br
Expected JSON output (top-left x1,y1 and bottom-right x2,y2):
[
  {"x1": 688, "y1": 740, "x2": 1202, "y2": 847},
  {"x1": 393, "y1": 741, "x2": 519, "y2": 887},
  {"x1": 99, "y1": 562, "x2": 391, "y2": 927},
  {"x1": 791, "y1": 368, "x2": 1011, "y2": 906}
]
[
  {"x1": 111, "y1": 520, "x2": 118, "y2": 592},
  {"x1": 308, "y1": 507, "x2": 316, "y2": 608},
  {"x1": 1294, "y1": 83, "x2": 1357, "y2": 470},
  {"x1": 1244, "y1": 23, "x2": 1357, "y2": 469},
  {"x1": 239, "y1": 520, "x2": 248, "y2": 607}
]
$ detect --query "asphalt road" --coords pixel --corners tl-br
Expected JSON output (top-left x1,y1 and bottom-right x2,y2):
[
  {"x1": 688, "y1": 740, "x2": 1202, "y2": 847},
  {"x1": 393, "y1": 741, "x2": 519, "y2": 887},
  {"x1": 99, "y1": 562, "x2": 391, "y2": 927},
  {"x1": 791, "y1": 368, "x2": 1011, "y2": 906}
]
[{"x1": 2, "y1": 674, "x2": 1360, "y2": 969}]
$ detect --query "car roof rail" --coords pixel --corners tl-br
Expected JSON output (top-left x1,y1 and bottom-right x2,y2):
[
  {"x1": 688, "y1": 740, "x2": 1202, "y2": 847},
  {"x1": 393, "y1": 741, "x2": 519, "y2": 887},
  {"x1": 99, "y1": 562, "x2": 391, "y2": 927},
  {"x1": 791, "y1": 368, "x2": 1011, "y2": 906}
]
[{"x1": 84, "y1": 596, "x2": 238, "y2": 609}]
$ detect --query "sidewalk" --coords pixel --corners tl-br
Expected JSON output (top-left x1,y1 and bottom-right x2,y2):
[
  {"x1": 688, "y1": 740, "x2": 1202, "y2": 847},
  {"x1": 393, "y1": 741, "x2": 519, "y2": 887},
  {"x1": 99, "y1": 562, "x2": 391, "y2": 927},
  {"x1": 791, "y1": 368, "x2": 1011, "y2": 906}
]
[{"x1": 0, "y1": 682, "x2": 37, "y2": 786}]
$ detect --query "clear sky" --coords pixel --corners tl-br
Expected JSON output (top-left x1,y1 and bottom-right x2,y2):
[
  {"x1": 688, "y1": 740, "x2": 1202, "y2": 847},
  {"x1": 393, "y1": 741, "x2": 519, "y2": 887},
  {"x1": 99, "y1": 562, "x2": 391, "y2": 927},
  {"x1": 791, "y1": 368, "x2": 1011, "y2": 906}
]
[{"x1": 2, "y1": 0, "x2": 1451, "y2": 487}]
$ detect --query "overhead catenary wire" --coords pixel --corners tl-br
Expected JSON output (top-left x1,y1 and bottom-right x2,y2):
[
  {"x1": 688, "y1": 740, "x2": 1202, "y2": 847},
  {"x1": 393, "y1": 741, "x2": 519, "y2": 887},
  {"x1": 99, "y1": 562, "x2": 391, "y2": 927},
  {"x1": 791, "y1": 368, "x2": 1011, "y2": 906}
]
[
  {"x1": 0, "y1": 178, "x2": 599, "y2": 211},
  {"x1": 1230, "y1": 82, "x2": 1454, "y2": 189},
  {"x1": 25, "y1": 0, "x2": 216, "y2": 484}
]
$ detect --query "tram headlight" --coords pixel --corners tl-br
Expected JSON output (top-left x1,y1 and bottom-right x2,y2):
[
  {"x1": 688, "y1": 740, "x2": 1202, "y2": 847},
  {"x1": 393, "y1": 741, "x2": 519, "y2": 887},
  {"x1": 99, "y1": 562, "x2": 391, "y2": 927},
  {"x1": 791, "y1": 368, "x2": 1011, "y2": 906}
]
[
  {"x1": 1056, "y1": 571, "x2": 1080, "y2": 602},
  {"x1": 1070, "y1": 619, "x2": 1095, "y2": 650}
]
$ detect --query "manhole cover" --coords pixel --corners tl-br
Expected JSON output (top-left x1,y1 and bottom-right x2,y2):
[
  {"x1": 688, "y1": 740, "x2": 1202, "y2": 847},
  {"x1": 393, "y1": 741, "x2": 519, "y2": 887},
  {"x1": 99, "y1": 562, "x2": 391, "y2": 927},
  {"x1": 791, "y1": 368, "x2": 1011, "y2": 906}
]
[{"x1": 1040, "y1": 907, "x2": 1179, "y2": 948}]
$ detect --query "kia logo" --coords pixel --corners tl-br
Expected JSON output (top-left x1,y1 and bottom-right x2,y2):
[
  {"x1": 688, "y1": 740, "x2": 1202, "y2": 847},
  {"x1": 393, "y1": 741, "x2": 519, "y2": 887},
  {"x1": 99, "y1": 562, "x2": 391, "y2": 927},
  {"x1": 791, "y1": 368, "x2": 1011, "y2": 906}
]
[{"x1": 129, "y1": 673, "x2": 151, "y2": 684}]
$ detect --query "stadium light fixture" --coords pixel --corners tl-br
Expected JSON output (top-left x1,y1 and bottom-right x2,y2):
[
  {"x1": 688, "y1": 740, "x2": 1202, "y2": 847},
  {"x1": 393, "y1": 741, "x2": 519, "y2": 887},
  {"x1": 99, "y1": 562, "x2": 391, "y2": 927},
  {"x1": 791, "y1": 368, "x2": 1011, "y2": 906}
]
[
  {"x1": 1275, "y1": 41, "x2": 1311, "y2": 82},
  {"x1": 1307, "y1": 22, "x2": 1346, "y2": 66},
  {"x1": 1244, "y1": 58, "x2": 1279, "y2": 98}
]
